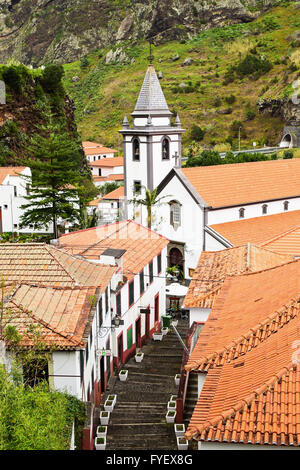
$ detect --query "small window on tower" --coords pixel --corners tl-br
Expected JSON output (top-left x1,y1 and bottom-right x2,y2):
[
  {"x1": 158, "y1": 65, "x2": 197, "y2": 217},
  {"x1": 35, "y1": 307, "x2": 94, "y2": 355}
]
[
  {"x1": 133, "y1": 139, "x2": 140, "y2": 161},
  {"x1": 162, "y1": 138, "x2": 170, "y2": 160},
  {"x1": 133, "y1": 181, "x2": 141, "y2": 195},
  {"x1": 262, "y1": 204, "x2": 268, "y2": 215},
  {"x1": 239, "y1": 208, "x2": 245, "y2": 219},
  {"x1": 284, "y1": 201, "x2": 289, "y2": 211}
]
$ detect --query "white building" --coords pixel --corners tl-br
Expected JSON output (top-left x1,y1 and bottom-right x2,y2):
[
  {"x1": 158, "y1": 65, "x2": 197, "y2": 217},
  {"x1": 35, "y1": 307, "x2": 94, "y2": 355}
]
[
  {"x1": 0, "y1": 166, "x2": 33, "y2": 233},
  {"x1": 1, "y1": 243, "x2": 116, "y2": 405},
  {"x1": 83, "y1": 141, "x2": 118, "y2": 162},
  {"x1": 58, "y1": 220, "x2": 169, "y2": 370},
  {"x1": 120, "y1": 65, "x2": 300, "y2": 280}
]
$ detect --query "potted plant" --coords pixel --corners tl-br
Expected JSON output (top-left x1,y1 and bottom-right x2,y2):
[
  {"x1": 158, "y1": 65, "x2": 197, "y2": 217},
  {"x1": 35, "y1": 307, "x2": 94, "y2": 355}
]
[
  {"x1": 177, "y1": 436, "x2": 188, "y2": 450},
  {"x1": 171, "y1": 319, "x2": 178, "y2": 327},
  {"x1": 104, "y1": 399, "x2": 114, "y2": 412},
  {"x1": 119, "y1": 369, "x2": 128, "y2": 381},
  {"x1": 174, "y1": 423, "x2": 185, "y2": 437},
  {"x1": 95, "y1": 436, "x2": 106, "y2": 450},
  {"x1": 100, "y1": 411, "x2": 110, "y2": 425},
  {"x1": 167, "y1": 400, "x2": 176, "y2": 411},
  {"x1": 166, "y1": 410, "x2": 177, "y2": 423},
  {"x1": 161, "y1": 327, "x2": 168, "y2": 335},
  {"x1": 107, "y1": 394, "x2": 117, "y2": 406},
  {"x1": 135, "y1": 351, "x2": 144, "y2": 362},
  {"x1": 174, "y1": 373, "x2": 181, "y2": 386},
  {"x1": 170, "y1": 395, "x2": 177, "y2": 402},
  {"x1": 152, "y1": 330, "x2": 163, "y2": 341},
  {"x1": 96, "y1": 425, "x2": 107, "y2": 438}
]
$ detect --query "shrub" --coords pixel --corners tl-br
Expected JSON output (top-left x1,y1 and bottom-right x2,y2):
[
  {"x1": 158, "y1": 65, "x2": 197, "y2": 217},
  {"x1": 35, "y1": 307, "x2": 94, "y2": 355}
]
[
  {"x1": 235, "y1": 53, "x2": 272, "y2": 79},
  {"x1": 190, "y1": 124, "x2": 205, "y2": 141},
  {"x1": 225, "y1": 94, "x2": 236, "y2": 105},
  {"x1": 40, "y1": 64, "x2": 65, "y2": 93},
  {"x1": 283, "y1": 150, "x2": 294, "y2": 159},
  {"x1": 2, "y1": 64, "x2": 31, "y2": 94},
  {"x1": 245, "y1": 109, "x2": 256, "y2": 121}
]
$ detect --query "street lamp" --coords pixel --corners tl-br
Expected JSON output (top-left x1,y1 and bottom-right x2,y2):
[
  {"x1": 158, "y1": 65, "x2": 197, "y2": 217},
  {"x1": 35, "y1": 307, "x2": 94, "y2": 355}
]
[{"x1": 98, "y1": 315, "x2": 124, "y2": 338}]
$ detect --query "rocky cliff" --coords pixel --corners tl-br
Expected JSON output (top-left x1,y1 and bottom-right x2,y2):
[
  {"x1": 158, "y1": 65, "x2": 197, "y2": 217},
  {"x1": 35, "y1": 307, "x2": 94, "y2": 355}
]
[{"x1": 0, "y1": 0, "x2": 292, "y2": 65}]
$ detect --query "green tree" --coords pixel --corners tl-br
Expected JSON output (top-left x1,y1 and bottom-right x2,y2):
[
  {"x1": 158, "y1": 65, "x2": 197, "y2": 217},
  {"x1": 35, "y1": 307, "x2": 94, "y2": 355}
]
[
  {"x1": 130, "y1": 187, "x2": 169, "y2": 229},
  {"x1": 19, "y1": 125, "x2": 84, "y2": 239}
]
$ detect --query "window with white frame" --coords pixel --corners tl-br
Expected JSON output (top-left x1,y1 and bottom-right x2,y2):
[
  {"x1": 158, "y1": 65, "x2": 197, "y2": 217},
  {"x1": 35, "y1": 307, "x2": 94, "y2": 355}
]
[
  {"x1": 170, "y1": 201, "x2": 181, "y2": 228},
  {"x1": 262, "y1": 204, "x2": 268, "y2": 215},
  {"x1": 284, "y1": 201, "x2": 289, "y2": 211}
]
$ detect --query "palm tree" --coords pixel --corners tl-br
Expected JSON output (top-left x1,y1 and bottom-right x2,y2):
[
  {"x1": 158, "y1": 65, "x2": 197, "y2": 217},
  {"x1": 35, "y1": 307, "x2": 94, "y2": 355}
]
[{"x1": 130, "y1": 186, "x2": 170, "y2": 229}]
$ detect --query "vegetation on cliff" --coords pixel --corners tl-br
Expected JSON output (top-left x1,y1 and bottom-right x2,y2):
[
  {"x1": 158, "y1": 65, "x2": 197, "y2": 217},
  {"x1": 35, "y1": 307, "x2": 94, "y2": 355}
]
[{"x1": 62, "y1": 3, "x2": 300, "y2": 153}]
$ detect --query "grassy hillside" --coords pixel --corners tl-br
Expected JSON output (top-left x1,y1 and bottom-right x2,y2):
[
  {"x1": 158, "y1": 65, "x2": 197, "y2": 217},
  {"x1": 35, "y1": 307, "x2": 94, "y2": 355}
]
[{"x1": 63, "y1": 2, "x2": 300, "y2": 154}]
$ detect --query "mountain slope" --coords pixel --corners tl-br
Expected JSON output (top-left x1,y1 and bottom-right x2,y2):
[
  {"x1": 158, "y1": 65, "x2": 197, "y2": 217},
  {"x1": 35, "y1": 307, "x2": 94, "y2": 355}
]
[
  {"x1": 0, "y1": 0, "x2": 293, "y2": 65},
  {"x1": 62, "y1": 3, "x2": 300, "y2": 152}
]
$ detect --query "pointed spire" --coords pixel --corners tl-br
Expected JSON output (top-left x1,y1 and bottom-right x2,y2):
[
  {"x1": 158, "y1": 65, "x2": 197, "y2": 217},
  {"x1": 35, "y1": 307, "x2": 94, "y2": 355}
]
[
  {"x1": 175, "y1": 114, "x2": 181, "y2": 128},
  {"x1": 122, "y1": 115, "x2": 129, "y2": 128},
  {"x1": 133, "y1": 65, "x2": 172, "y2": 117}
]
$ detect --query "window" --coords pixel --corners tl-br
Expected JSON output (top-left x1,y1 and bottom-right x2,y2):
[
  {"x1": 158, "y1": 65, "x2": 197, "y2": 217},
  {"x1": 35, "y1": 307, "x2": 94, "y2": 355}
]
[
  {"x1": 80, "y1": 350, "x2": 84, "y2": 384},
  {"x1": 140, "y1": 270, "x2": 145, "y2": 295},
  {"x1": 162, "y1": 138, "x2": 170, "y2": 160},
  {"x1": 284, "y1": 201, "x2": 289, "y2": 211},
  {"x1": 149, "y1": 260, "x2": 153, "y2": 284},
  {"x1": 85, "y1": 341, "x2": 89, "y2": 364},
  {"x1": 116, "y1": 292, "x2": 121, "y2": 316},
  {"x1": 239, "y1": 208, "x2": 245, "y2": 219},
  {"x1": 157, "y1": 253, "x2": 162, "y2": 274},
  {"x1": 170, "y1": 201, "x2": 181, "y2": 228},
  {"x1": 262, "y1": 204, "x2": 268, "y2": 215},
  {"x1": 105, "y1": 287, "x2": 109, "y2": 314},
  {"x1": 133, "y1": 180, "x2": 141, "y2": 195},
  {"x1": 89, "y1": 325, "x2": 93, "y2": 346},
  {"x1": 127, "y1": 327, "x2": 133, "y2": 349},
  {"x1": 133, "y1": 138, "x2": 140, "y2": 161},
  {"x1": 98, "y1": 297, "x2": 103, "y2": 326},
  {"x1": 14, "y1": 186, "x2": 17, "y2": 197},
  {"x1": 129, "y1": 280, "x2": 134, "y2": 307},
  {"x1": 98, "y1": 169, "x2": 102, "y2": 176}
]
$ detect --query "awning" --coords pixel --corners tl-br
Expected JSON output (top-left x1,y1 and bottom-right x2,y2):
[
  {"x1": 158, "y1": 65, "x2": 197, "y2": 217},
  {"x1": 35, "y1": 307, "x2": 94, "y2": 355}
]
[{"x1": 166, "y1": 283, "x2": 188, "y2": 297}]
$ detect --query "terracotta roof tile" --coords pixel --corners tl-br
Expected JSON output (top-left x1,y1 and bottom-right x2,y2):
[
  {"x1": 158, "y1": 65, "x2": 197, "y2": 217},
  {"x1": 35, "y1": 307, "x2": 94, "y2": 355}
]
[
  {"x1": 59, "y1": 220, "x2": 169, "y2": 281},
  {"x1": 185, "y1": 259, "x2": 300, "y2": 446},
  {"x1": 88, "y1": 157, "x2": 123, "y2": 168},
  {"x1": 0, "y1": 243, "x2": 115, "y2": 290},
  {"x1": 0, "y1": 167, "x2": 27, "y2": 184},
  {"x1": 102, "y1": 186, "x2": 124, "y2": 200},
  {"x1": 84, "y1": 146, "x2": 117, "y2": 155},
  {"x1": 181, "y1": 159, "x2": 300, "y2": 208},
  {"x1": 186, "y1": 258, "x2": 300, "y2": 372},
  {"x1": 5, "y1": 285, "x2": 99, "y2": 350},
  {"x1": 210, "y1": 209, "x2": 300, "y2": 247},
  {"x1": 183, "y1": 244, "x2": 291, "y2": 309}
]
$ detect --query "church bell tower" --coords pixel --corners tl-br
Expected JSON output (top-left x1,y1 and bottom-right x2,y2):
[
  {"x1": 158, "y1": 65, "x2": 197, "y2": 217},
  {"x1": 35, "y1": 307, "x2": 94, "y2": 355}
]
[{"x1": 119, "y1": 64, "x2": 185, "y2": 217}]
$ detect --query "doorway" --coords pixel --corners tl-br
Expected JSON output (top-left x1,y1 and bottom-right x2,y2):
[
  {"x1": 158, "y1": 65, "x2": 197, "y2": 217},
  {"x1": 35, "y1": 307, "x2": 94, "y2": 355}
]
[
  {"x1": 118, "y1": 333, "x2": 123, "y2": 367},
  {"x1": 135, "y1": 317, "x2": 141, "y2": 349}
]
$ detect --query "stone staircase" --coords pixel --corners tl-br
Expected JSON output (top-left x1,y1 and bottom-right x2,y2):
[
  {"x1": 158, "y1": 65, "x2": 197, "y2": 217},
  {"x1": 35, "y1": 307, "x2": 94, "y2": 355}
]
[
  {"x1": 183, "y1": 371, "x2": 198, "y2": 425},
  {"x1": 97, "y1": 319, "x2": 190, "y2": 450}
]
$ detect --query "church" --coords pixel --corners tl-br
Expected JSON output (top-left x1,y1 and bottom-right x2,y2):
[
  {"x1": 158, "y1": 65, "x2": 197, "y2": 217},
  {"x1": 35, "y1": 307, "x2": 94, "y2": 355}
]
[{"x1": 119, "y1": 64, "x2": 300, "y2": 280}]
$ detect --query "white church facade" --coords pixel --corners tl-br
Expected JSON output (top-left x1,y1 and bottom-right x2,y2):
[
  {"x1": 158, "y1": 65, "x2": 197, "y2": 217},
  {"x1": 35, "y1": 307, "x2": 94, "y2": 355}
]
[{"x1": 119, "y1": 65, "x2": 300, "y2": 280}]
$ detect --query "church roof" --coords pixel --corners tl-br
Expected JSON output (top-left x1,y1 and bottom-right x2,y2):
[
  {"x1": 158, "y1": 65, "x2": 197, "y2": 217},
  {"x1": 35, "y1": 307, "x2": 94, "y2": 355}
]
[
  {"x1": 133, "y1": 65, "x2": 172, "y2": 116},
  {"x1": 180, "y1": 159, "x2": 300, "y2": 209}
]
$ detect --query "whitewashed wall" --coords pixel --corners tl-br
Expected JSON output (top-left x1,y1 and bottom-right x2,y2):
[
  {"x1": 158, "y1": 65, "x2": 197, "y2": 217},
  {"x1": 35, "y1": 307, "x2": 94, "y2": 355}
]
[{"x1": 207, "y1": 197, "x2": 300, "y2": 225}]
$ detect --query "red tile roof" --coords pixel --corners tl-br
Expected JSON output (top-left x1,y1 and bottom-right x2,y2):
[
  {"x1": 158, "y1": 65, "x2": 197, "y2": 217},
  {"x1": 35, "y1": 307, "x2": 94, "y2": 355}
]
[
  {"x1": 186, "y1": 258, "x2": 300, "y2": 372},
  {"x1": 84, "y1": 146, "x2": 117, "y2": 155},
  {"x1": 59, "y1": 220, "x2": 169, "y2": 281},
  {"x1": 6, "y1": 284, "x2": 99, "y2": 350},
  {"x1": 102, "y1": 186, "x2": 124, "y2": 200},
  {"x1": 210, "y1": 209, "x2": 300, "y2": 247},
  {"x1": 0, "y1": 243, "x2": 115, "y2": 290},
  {"x1": 183, "y1": 244, "x2": 291, "y2": 309},
  {"x1": 185, "y1": 259, "x2": 300, "y2": 446},
  {"x1": 0, "y1": 167, "x2": 27, "y2": 184},
  {"x1": 261, "y1": 226, "x2": 300, "y2": 257},
  {"x1": 88, "y1": 157, "x2": 123, "y2": 168},
  {"x1": 181, "y1": 159, "x2": 300, "y2": 208},
  {"x1": 93, "y1": 174, "x2": 124, "y2": 182}
]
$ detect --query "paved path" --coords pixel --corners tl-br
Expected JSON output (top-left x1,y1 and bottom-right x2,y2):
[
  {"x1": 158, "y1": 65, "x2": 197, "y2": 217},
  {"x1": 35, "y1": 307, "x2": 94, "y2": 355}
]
[{"x1": 97, "y1": 319, "x2": 191, "y2": 450}]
